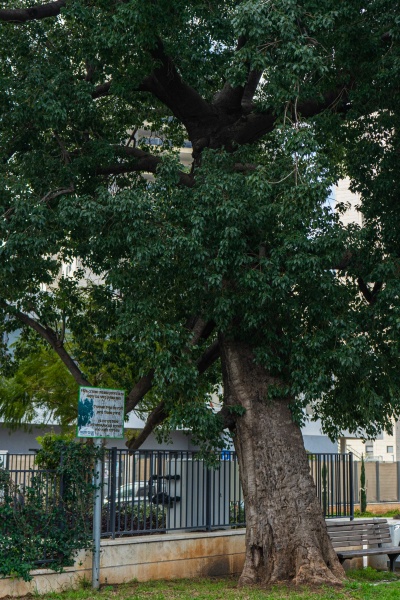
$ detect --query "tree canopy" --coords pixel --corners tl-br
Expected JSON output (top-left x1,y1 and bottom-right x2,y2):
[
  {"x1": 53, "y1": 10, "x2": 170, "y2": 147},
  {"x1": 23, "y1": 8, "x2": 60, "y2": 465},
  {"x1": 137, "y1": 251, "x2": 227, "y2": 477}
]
[{"x1": 1, "y1": 0, "x2": 400, "y2": 586}]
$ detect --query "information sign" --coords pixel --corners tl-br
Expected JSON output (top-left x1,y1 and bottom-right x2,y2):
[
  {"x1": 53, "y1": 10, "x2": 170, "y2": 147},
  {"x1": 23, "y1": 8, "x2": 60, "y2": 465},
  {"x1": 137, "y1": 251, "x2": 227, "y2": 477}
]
[{"x1": 77, "y1": 386, "x2": 125, "y2": 439}]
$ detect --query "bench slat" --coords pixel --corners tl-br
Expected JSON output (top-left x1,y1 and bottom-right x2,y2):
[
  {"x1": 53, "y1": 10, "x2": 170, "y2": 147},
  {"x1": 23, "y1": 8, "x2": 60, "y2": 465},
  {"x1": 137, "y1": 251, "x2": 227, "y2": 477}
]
[
  {"x1": 331, "y1": 540, "x2": 392, "y2": 549},
  {"x1": 327, "y1": 519, "x2": 387, "y2": 529},
  {"x1": 327, "y1": 524, "x2": 390, "y2": 533},
  {"x1": 329, "y1": 534, "x2": 392, "y2": 543},
  {"x1": 327, "y1": 519, "x2": 400, "y2": 571},
  {"x1": 336, "y1": 546, "x2": 400, "y2": 558},
  {"x1": 328, "y1": 531, "x2": 390, "y2": 538}
]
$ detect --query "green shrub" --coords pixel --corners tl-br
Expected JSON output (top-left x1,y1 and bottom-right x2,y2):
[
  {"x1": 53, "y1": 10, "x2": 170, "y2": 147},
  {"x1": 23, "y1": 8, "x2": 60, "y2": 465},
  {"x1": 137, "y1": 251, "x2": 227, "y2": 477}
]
[{"x1": 0, "y1": 435, "x2": 101, "y2": 581}]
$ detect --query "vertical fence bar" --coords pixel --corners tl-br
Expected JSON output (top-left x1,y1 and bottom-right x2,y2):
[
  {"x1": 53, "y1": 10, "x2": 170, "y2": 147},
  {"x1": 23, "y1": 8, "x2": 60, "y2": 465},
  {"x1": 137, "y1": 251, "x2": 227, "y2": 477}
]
[
  {"x1": 349, "y1": 453, "x2": 354, "y2": 520},
  {"x1": 343, "y1": 454, "x2": 348, "y2": 517},
  {"x1": 376, "y1": 461, "x2": 380, "y2": 503},
  {"x1": 397, "y1": 461, "x2": 400, "y2": 502},
  {"x1": 92, "y1": 439, "x2": 103, "y2": 590},
  {"x1": 206, "y1": 467, "x2": 212, "y2": 532},
  {"x1": 109, "y1": 447, "x2": 117, "y2": 539},
  {"x1": 353, "y1": 460, "x2": 358, "y2": 507},
  {"x1": 337, "y1": 455, "x2": 341, "y2": 517}
]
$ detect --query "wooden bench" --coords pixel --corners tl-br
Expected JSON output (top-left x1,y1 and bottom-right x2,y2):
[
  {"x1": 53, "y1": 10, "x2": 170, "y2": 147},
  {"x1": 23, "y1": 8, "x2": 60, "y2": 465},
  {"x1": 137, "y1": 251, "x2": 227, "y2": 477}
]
[{"x1": 327, "y1": 519, "x2": 400, "y2": 572}]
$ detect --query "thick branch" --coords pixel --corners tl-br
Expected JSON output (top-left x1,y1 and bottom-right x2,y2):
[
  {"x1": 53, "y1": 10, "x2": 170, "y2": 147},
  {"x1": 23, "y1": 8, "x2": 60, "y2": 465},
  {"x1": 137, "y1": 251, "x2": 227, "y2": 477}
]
[
  {"x1": 126, "y1": 340, "x2": 220, "y2": 450},
  {"x1": 0, "y1": 0, "x2": 66, "y2": 22},
  {"x1": 140, "y1": 39, "x2": 218, "y2": 138},
  {"x1": 187, "y1": 317, "x2": 215, "y2": 347},
  {"x1": 125, "y1": 320, "x2": 215, "y2": 414},
  {"x1": 125, "y1": 370, "x2": 155, "y2": 413},
  {"x1": 220, "y1": 86, "x2": 350, "y2": 149},
  {"x1": 128, "y1": 401, "x2": 167, "y2": 450},
  {"x1": 96, "y1": 146, "x2": 194, "y2": 187},
  {"x1": 358, "y1": 278, "x2": 382, "y2": 305},
  {"x1": 197, "y1": 339, "x2": 220, "y2": 374},
  {"x1": 213, "y1": 82, "x2": 244, "y2": 115},
  {"x1": 216, "y1": 404, "x2": 237, "y2": 431},
  {"x1": 212, "y1": 36, "x2": 247, "y2": 114},
  {"x1": 234, "y1": 162, "x2": 257, "y2": 173},
  {"x1": 241, "y1": 70, "x2": 263, "y2": 114},
  {"x1": 1, "y1": 302, "x2": 91, "y2": 386},
  {"x1": 91, "y1": 81, "x2": 112, "y2": 99},
  {"x1": 128, "y1": 389, "x2": 234, "y2": 451},
  {"x1": 357, "y1": 277, "x2": 373, "y2": 303}
]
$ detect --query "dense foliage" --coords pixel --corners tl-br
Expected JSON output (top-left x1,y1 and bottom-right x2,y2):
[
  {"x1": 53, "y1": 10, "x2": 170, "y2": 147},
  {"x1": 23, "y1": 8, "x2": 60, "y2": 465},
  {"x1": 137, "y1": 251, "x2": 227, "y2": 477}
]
[
  {"x1": 0, "y1": 0, "x2": 399, "y2": 446},
  {"x1": 0, "y1": 0, "x2": 399, "y2": 584},
  {"x1": 0, "y1": 435, "x2": 99, "y2": 581}
]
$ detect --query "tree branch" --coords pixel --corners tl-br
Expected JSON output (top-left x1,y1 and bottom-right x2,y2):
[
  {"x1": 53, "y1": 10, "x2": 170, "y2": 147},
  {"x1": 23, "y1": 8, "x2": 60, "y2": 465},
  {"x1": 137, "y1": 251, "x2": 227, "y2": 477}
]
[
  {"x1": 1, "y1": 301, "x2": 91, "y2": 386},
  {"x1": 91, "y1": 81, "x2": 112, "y2": 99},
  {"x1": 0, "y1": 0, "x2": 66, "y2": 23},
  {"x1": 96, "y1": 145, "x2": 194, "y2": 187},
  {"x1": 140, "y1": 39, "x2": 218, "y2": 139},
  {"x1": 126, "y1": 339, "x2": 220, "y2": 450},
  {"x1": 125, "y1": 319, "x2": 215, "y2": 414},
  {"x1": 125, "y1": 370, "x2": 155, "y2": 413},
  {"x1": 358, "y1": 278, "x2": 382, "y2": 305},
  {"x1": 2, "y1": 185, "x2": 74, "y2": 222},
  {"x1": 241, "y1": 70, "x2": 263, "y2": 114},
  {"x1": 127, "y1": 400, "x2": 167, "y2": 450},
  {"x1": 221, "y1": 86, "x2": 350, "y2": 149},
  {"x1": 128, "y1": 390, "x2": 234, "y2": 451},
  {"x1": 216, "y1": 404, "x2": 237, "y2": 431},
  {"x1": 197, "y1": 339, "x2": 220, "y2": 374},
  {"x1": 212, "y1": 36, "x2": 247, "y2": 114}
]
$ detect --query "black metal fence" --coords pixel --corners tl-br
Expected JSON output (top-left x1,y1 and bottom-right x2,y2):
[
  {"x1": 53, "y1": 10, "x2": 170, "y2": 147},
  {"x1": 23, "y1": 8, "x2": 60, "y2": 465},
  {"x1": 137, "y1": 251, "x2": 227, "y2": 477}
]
[
  {"x1": 308, "y1": 453, "x2": 354, "y2": 520},
  {"x1": 101, "y1": 450, "x2": 245, "y2": 538},
  {"x1": 0, "y1": 450, "x2": 354, "y2": 541}
]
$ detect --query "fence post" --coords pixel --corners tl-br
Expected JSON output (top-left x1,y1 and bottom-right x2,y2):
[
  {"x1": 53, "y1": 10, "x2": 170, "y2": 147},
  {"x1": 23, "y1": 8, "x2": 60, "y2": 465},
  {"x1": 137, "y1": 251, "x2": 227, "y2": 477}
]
[
  {"x1": 92, "y1": 439, "x2": 103, "y2": 590},
  {"x1": 376, "y1": 461, "x2": 380, "y2": 503},
  {"x1": 397, "y1": 462, "x2": 400, "y2": 502},
  {"x1": 206, "y1": 467, "x2": 212, "y2": 532},
  {"x1": 353, "y1": 460, "x2": 359, "y2": 508},
  {"x1": 322, "y1": 457, "x2": 327, "y2": 517},
  {"x1": 349, "y1": 453, "x2": 354, "y2": 521},
  {"x1": 109, "y1": 448, "x2": 117, "y2": 540}
]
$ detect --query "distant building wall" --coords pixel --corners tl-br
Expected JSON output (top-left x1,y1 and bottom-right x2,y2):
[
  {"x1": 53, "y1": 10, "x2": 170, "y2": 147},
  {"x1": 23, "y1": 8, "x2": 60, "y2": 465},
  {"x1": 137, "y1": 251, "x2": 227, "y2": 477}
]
[
  {"x1": 303, "y1": 435, "x2": 337, "y2": 454},
  {"x1": 335, "y1": 178, "x2": 363, "y2": 227},
  {"x1": 0, "y1": 424, "x2": 199, "y2": 453}
]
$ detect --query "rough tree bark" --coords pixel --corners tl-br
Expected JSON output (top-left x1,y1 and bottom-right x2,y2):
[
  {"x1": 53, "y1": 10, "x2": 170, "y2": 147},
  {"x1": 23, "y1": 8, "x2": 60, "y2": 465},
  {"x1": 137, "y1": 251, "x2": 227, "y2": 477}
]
[{"x1": 220, "y1": 337, "x2": 345, "y2": 585}]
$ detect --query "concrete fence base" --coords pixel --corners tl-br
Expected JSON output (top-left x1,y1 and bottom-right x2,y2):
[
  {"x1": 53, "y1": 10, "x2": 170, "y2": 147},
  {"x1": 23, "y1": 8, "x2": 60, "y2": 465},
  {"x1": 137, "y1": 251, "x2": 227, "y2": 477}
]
[{"x1": 0, "y1": 530, "x2": 246, "y2": 597}]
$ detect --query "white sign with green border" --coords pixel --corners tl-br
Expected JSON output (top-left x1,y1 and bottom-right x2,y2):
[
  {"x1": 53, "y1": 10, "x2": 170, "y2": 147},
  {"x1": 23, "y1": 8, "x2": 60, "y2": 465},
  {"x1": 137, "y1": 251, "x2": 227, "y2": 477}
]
[{"x1": 77, "y1": 386, "x2": 125, "y2": 439}]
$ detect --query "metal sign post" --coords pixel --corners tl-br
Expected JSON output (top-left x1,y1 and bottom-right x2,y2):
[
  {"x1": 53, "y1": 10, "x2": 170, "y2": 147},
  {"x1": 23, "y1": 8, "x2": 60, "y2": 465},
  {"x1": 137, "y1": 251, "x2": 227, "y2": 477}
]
[
  {"x1": 92, "y1": 438, "x2": 103, "y2": 590},
  {"x1": 76, "y1": 386, "x2": 125, "y2": 590}
]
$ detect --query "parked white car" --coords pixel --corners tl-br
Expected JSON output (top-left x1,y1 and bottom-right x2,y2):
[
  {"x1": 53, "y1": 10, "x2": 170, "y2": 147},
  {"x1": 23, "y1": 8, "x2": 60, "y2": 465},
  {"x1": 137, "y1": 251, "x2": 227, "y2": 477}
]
[{"x1": 104, "y1": 482, "x2": 154, "y2": 505}]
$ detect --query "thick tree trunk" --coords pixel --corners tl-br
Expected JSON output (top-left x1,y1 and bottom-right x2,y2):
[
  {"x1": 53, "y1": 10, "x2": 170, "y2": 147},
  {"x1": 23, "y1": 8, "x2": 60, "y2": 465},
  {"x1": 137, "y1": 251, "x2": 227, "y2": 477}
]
[{"x1": 220, "y1": 338, "x2": 345, "y2": 586}]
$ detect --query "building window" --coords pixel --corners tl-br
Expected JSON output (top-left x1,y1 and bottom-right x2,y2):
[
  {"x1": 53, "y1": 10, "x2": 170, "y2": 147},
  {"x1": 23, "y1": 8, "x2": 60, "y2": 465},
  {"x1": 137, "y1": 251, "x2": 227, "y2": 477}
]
[
  {"x1": 365, "y1": 445, "x2": 373, "y2": 454},
  {"x1": 387, "y1": 446, "x2": 394, "y2": 453}
]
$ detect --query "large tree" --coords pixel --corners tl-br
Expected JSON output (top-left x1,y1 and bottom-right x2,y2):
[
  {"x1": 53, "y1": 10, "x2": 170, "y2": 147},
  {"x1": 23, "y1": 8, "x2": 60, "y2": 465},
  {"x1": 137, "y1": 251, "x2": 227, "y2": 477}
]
[{"x1": 1, "y1": 0, "x2": 400, "y2": 586}]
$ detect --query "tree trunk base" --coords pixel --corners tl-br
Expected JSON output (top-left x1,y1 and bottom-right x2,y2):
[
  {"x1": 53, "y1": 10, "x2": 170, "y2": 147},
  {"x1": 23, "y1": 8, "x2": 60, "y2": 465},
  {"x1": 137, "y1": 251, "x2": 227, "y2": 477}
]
[{"x1": 221, "y1": 338, "x2": 346, "y2": 586}]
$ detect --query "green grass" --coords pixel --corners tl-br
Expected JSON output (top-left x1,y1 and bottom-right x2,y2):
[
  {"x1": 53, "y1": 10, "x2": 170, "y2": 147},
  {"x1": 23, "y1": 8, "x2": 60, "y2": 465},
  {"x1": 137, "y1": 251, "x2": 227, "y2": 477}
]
[
  {"x1": 346, "y1": 566, "x2": 400, "y2": 582},
  {"x1": 30, "y1": 573, "x2": 400, "y2": 600},
  {"x1": 353, "y1": 509, "x2": 400, "y2": 519}
]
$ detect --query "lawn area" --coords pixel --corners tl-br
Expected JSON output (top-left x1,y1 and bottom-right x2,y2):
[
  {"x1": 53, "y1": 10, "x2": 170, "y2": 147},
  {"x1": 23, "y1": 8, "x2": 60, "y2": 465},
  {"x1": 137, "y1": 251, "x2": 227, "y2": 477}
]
[{"x1": 35, "y1": 572, "x2": 400, "y2": 600}]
